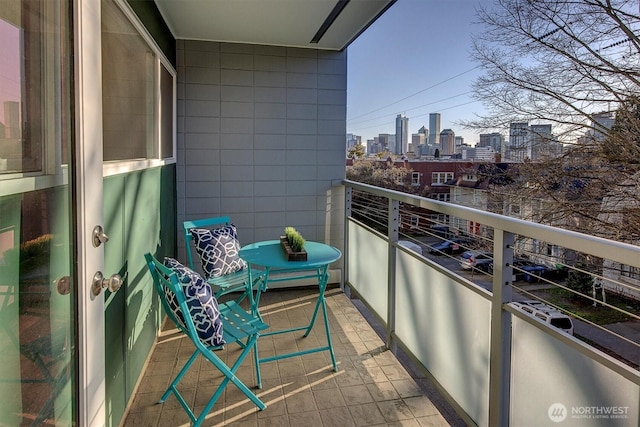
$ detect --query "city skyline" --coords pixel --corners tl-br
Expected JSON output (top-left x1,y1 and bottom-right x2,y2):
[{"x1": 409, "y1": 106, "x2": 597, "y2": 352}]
[{"x1": 347, "y1": 0, "x2": 486, "y2": 145}]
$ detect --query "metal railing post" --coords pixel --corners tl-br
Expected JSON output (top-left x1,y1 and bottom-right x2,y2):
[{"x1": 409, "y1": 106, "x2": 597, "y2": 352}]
[
  {"x1": 343, "y1": 186, "x2": 352, "y2": 298},
  {"x1": 387, "y1": 198, "x2": 399, "y2": 352},
  {"x1": 488, "y1": 229, "x2": 514, "y2": 426}
]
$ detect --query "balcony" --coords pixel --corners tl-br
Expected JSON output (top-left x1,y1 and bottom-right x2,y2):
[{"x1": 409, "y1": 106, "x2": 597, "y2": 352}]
[
  {"x1": 123, "y1": 287, "x2": 462, "y2": 426},
  {"x1": 125, "y1": 180, "x2": 640, "y2": 426}
]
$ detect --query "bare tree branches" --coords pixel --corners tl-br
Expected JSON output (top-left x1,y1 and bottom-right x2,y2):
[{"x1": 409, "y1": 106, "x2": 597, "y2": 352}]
[{"x1": 467, "y1": 0, "x2": 640, "y2": 141}]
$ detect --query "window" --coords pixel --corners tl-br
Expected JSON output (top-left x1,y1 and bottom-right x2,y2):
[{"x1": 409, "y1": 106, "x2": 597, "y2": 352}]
[
  {"x1": 411, "y1": 172, "x2": 420, "y2": 186},
  {"x1": 0, "y1": 2, "x2": 71, "y2": 176},
  {"x1": 510, "y1": 204, "x2": 521, "y2": 215},
  {"x1": 431, "y1": 193, "x2": 450, "y2": 202},
  {"x1": 410, "y1": 215, "x2": 419, "y2": 227},
  {"x1": 432, "y1": 172, "x2": 453, "y2": 185},
  {"x1": 621, "y1": 265, "x2": 640, "y2": 281},
  {"x1": 101, "y1": 0, "x2": 175, "y2": 162}
]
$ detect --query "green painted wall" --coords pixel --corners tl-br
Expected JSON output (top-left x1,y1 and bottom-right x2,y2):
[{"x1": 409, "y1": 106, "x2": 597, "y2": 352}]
[{"x1": 103, "y1": 165, "x2": 176, "y2": 426}]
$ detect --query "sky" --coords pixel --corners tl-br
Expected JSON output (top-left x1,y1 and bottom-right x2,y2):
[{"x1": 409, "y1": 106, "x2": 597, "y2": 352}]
[{"x1": 347, "y1": 0, "x2": 488, "y2": 146}]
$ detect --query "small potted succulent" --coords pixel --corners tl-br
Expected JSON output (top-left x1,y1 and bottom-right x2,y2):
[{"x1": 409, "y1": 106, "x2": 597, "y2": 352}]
[{"x1": 281, "y1": 226, "x2": 307, "y2": 261}]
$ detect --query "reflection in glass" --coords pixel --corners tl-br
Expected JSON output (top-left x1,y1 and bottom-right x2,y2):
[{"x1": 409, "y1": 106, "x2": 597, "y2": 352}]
[{"x1": 0, "y1": 1, "x2": 74, "y2": 425}]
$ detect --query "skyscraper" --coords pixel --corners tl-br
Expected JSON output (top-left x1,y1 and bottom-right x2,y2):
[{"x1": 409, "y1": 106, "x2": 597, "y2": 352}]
[
  {"x1": 395, "y1": 114, "x2": 408, "y2": 155},
  {"x1": 506, "y1": 122, "x2": 529, "y2": 162},
  {"x1": 479, "y1": 132, "x2": 505, "y2": 157},
  {"x1": 429, "y1": 113, "x2": 441, "y2": 147},
  {"x1": 439, "y1": 129, "x2": 455, "y2": 155}
]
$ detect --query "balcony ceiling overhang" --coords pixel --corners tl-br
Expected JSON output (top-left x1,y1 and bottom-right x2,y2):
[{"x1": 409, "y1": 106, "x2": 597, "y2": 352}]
[{"x1": 153, "y1": 0, "x2": 396, "y2": 51}]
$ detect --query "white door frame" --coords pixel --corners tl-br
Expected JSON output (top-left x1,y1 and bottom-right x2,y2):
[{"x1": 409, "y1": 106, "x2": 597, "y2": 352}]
[{"x1": 74, "y1": 0, "x2": 106, "y2": 425}]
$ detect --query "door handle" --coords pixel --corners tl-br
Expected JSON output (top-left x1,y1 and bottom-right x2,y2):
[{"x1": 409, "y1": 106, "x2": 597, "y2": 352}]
[
  {"x1": 92, "y1": 225, "x2": 109, "y2": 247},
  {"x1": 92, "y1": 271, "x2": 123, "y2": 297}
]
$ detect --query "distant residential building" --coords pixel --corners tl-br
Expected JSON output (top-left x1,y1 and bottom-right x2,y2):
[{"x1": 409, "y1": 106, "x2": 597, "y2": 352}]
[
  {"x1": 439, "y1": 129, "x2": 455, "y2": 155},
  {"x1": 395, "y1": 114, "x2": 409, "y2": 155},
  {"x1": 428, "y1": 113, "x2": 441, "y2": 148}
]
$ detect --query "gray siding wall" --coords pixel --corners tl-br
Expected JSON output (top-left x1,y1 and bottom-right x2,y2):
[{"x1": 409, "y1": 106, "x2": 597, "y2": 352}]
[{"x1": 176, "y1": 40, "x2": 346, "y2": 263}]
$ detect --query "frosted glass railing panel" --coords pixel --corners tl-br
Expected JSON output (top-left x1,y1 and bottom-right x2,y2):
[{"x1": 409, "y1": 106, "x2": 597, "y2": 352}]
[
  {"x1": 511, "y1": 317, "x2": 639, "y2": 426},
  {"x1": 348, "y1": 222, "x2": 388, "y2": 324},
  {"x1": 395, "y1": 254, "x2": 491, "y2": 426}
]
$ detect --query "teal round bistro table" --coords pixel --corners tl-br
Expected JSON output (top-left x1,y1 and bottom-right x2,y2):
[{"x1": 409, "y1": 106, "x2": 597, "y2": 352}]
[{"x1": 239, "y1": 240, "x2": 342, "y2": 388}]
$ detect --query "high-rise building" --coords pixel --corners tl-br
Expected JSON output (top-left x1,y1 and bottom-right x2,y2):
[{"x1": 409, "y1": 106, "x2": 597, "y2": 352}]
[
  {"x1": 506, "y1": 122, "x2": 529, "y2": 162},
  {"x1": 590, "y1": 111, "x2": 615, "y2": 141},
  {"x1": 479, "y1": 133, "x2": 505, "y2": 156},
  {"x1": 346, "y1": 133, "x2": 360, "y2": 150},
  {"x1": 378, "y1": 133, "x2": 393, "y2": 153},
  {"x1": 395, "y1": 114, "x2": 408, "y2": 155},
  {"x1": 439, "y1": 129, "x2": 455, "y2": 155},
  {"x1": 454, "y1": 136, "x2": 464, "y2": 153},
  {"x1": 411, "y1": 126, "x2": 427, "y2": 154},
  {"x1": 3, "y1": 101, "x2": 20, "y2": 139},
  {"x1": 505, "y1": 122, "x2": 560, "y2": 162},
  {"x1": 429, "y1": 113, "x2": 441, "y2": 147}
]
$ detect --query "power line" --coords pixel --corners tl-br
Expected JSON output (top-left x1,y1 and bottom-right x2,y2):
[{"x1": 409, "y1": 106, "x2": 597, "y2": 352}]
[
  {"x1": 348, "y1": 91, "x2": 472, "y2": 126},
  {"x1": 348, "y1": 100, "x2": 479, "y2": 133},
  {"x1": 348, "y1": 66, "x2": 480, "y2": 121}
]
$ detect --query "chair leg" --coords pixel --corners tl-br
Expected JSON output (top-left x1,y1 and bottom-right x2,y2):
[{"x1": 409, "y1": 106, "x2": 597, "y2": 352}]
[
  {"x1": 253, "y1": 335, "x2": 262, "y2": 389},
  {"x1": 160, "y1": 348, "x2": 199, "y2": 402},
  {"x1": 194, "y1": 335, "x2": 266, "y2": 426}
]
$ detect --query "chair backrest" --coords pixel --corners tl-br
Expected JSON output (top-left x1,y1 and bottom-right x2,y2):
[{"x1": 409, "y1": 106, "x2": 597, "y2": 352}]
[
  {"x1": 144, "y1": 253, "x2": 199, "y2": 343},
  {"x1": 183, "y1": 216, "x2": 231, "y2": 270}
]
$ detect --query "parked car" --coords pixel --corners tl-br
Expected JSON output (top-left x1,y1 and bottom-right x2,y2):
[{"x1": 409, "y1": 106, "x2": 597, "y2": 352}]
[
  {"x1": 511, "y1": 301, "x2": 574, "y2": 335},
  {"x1": 428, "y1": 238, "x2": 471, "y2": 255},
  {"x1": 430, "y1": 225, "x2": 450, "y2": 238},
  {"x1": 512, "y1": 259, "x2": 549, "y2": 282},
  {"x1": 459, "y1": 250, "x2": 493, "y2": 272},
  {"x1": 398, "y1": 240, "x2": 423, "y2": 255}
]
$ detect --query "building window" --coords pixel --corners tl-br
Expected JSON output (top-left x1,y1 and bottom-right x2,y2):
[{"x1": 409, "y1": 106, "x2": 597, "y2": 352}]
[
  {"x1": 432, "y1": 193, "x2": 450, "y2": 202},
  {"x1": 510, "y1": 204, "x2": 521, "y2": 215},
  {"x1": 432, "y1": 172, "x2": 454, "y2": 185},
  {"x1": 621, "y1": 265, "x2": 640, "y2": 281},
  {"x1": 411, "y1": 172, "x2": 420, "y2": 186},
  {"x1": 410, "y1": 215, "x2": 419, "y2": 227}
]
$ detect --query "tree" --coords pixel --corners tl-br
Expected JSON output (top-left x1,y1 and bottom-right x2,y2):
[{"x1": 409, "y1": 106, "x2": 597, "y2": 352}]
[
  {"x1": 347, "y1": 143, "x2": 366, "y2": 159},
  {"x1": 467, "y1": 0, "x2": 640, "y2": 240},
  {"x1": 346, "y1": 158, "x2": 414, "y2": 191},
  {"x1": 565, "y1": 263, "x2": 595, "y2": 303}
]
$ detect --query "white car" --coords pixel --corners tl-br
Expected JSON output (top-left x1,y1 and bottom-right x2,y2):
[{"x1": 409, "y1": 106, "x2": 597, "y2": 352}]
[
  {"x1": 459, "y1": 250, "x2": 493, "y2": 271},
  {"x1": 398, "y1": 240, "x2": 423, "y2": 255},
  {"x1": 511, "y1": 301, "x2": 574, "y2": 335}
]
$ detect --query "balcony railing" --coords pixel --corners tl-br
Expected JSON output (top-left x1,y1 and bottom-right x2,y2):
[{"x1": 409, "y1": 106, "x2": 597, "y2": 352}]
[{"x1": 342, "y1": 179, "x2": 640, "y2": 427}]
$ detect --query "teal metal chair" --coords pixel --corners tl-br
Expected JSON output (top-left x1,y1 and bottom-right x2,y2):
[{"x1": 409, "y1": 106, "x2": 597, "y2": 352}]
[
  {"x1": 144, "y1": 253, "x2": 268, "y2": 426},
  {"x1": 183, "y1": 216, "x2": 264, "y2": 314}
]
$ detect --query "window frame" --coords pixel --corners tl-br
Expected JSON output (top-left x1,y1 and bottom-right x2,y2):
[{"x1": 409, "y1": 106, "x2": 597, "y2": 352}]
[{"x1": 102, "y1": 0, "x2": 176, "y2": 178}]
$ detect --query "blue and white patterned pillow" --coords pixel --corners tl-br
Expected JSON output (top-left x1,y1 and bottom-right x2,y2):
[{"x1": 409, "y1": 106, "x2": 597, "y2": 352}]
[
  {"x1": 190, "y1": 225, "x2": 247, "y2": 278},
  {"x1": 162, "y1": 257, "x2": 225, "y2": 347}
]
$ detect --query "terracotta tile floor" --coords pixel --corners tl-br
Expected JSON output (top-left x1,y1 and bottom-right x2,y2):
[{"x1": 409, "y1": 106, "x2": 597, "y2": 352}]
[{"x1": 123, "y1": 287, "x2": 463, "y2": 426}]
